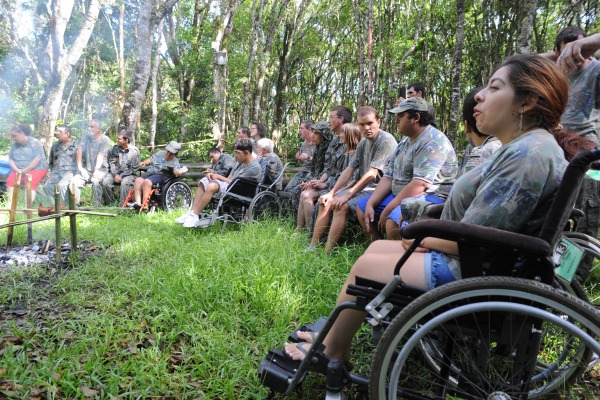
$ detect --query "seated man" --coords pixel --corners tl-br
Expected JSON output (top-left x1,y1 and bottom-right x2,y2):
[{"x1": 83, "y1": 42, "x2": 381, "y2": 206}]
[
  {"x1": 74, "y1": 119, "x2": 112, "y2": 207},
  {"x1": 177, "y1": 138, "x2": 262, "y2": 228},
  {"x1": 309, "y1": 106, "x2": 397, "y2": 253},
  {"x1": 40, "y1": 125, "x2": 79, "y2": 205},
  {"x1": 128, "y1": 141, "x2": 185, "y2": 209},
  {"x1": 256, "y1": 138, "x2": 284, "y2": 190},
  {"x1": 98, "y1": 130, "x2": 140, "y2": 206},
  {"x1": 284, "y1": 120, "x2": 315, "y2": 193},
  {"x1": 399, "y1": 87, "x2": 501, "y2": 224},
  {"x1": 357, "y1": 97, "x2": 457, "y2": 241},
  {"x1": 205, "y1": 147, "x2": 235, "y2": 177}
]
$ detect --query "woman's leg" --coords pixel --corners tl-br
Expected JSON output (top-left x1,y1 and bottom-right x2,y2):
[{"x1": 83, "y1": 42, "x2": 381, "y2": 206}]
[
  {"x1": 310, "y1": 201, "x2": 333, "y2": 246},
  {"x1": 285, "y1": 241, "x2": 427, "y2": 360}
]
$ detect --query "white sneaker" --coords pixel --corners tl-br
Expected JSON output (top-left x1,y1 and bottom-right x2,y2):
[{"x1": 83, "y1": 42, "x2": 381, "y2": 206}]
[
  {"x1": 175, "y1": 212, "x2": 192, "y2": 224},
  {"x1": 183, "y1": 214, "x2": 213, "y2": 228},
  {"x1": 182, "y1": 214, "x2": 200, "y2": 228}
]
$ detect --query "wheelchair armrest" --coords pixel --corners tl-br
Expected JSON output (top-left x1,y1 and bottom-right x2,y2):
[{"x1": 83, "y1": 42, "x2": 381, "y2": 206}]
[
  {"x1": 423, "y1": 203, "x2": 444, "y2": 219},
  {"x1": 400, "y1": 219, "x2": 551, "y2": 257}
]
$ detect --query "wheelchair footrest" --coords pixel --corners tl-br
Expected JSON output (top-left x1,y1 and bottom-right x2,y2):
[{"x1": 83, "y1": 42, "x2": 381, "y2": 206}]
[
  {"x1": 288, "y1": 316, "x2": 328, "y2": 343},
  {"x1": 258, "y1": 349, "x2": 307, "y2": 394}
]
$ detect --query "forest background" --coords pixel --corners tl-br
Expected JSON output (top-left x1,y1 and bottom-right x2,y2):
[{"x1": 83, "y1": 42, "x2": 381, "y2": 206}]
[{"x1": 0, "y1": 0, "x2": 599, "y2": 161}]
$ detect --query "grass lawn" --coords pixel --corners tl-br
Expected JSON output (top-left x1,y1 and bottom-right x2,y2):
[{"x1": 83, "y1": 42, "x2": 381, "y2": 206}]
[
  {"x1": 0, "y1": 205, "x2": 368, "y2": 399},
  {"x1": 1, "y1": 198, "x2": 600, "y2": 399}
]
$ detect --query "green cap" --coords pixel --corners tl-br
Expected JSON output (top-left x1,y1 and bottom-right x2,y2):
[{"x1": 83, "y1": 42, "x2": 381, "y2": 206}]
[
  {"x1": 388, "y1": 97, "x2": 430, "y2": 114},
  {"x1": 310, "y1": 121, "x2": 332, "y2": 141}
]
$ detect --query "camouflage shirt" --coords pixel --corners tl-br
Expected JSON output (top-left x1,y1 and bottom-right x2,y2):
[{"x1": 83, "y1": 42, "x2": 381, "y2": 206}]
[
  {"x1": 212, "y1": 153, "x2": 236, "y2": 176},
  {"x1": 324, "y1": 136, "x2": 346, "y2": 179},
  {"x1": 562, "y1": 58, "x2": 600, "y2": 141},
  {"x1": 9, "y1": 136, "x2": 47, "y2": 170},
  {"x1": 441, "y1": 129, "x2": 567, "y2": 278},
  {"x1": 385, "y1": 126, "x2": 457, "y2": 198},
  {"x1": 102, "y1": 144, "x2": 141, "y2": 177},
  {"x1": 299, "y1": 142, "x2": 316, "y2": 172},
  {"x1": 230, "y1": 159, "x2": 262, "y2": 181},
  {"x1": 48, "y1": 139, "x2": 78, "y2": 175},
  {"x1": 459, "y1": 136, "x2": 502, "y2": 176},
  {"x1": 147, "y1": 150, "x2": 181, "y2": 176},
  {"x1": 258, "y1": 152, "x2": 284, "y2": 189},
  {"x1": 349, "y1": 130, "x2": 397, "y2": 189},
  {"x1": 78, "y1": 134, "x2": 111, "y2": 173}
]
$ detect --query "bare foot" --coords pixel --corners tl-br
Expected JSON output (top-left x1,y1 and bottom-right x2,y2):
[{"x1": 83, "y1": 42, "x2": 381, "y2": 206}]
[
  {"x1": 284, "y1": 342, "x2": 311, "y2": 361},
  {"x1": 296, "y1": 330, "x2": 318, "y2": 343}
]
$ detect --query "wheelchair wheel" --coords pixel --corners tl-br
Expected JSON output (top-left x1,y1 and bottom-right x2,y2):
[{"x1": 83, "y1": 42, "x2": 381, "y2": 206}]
[
  {"x1": 248, "y1": 191, "x2": 281, "y2": 221},
  {"x1": 161, "y1": 180, "x2": 192, "y2": 212},
  {"x1": 369, "y1": 277, "x2": 600, "y2": 400}
]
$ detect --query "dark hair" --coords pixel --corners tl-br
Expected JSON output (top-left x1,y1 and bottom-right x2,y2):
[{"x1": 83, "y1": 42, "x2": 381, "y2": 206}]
[
  {"x1": 331, "y1": 106, "x2": 353, "y2": 124},
  {"x1": 409, "y1": 83, "x2": 426, "y2": 97},
  {"x1": 118, "y1": 129, "x2": 132, "y2": 143},
  {"x1": 356, "y1": 106, "x2": 380, "y2": 120},
  {"x1": 251, "y1": 122, "x2": 266, "y2": 139},
  {"x1": 403, "y1": 110, "x2": 433, "y2": 127},
  {"x1": 57, "y1": 124, "x2": 71, "y2": 135},
  {"x1": 462, "y1": 87, "x2": 486, "y2": 137},
  {"x1": 301, "y1": 120, "x2": 314, "y2": 129},
  {"x1": 499, "y1": 54, "x2": 594, "y2": 159},
  {"x1": 208, "y1": 147, "x2": 221, "y2": 156},
  {"x1": 11, "y1": 124, "x2": 31, "y2": 136},
  {"x1": 554, "y1": 26, "x2": 586, "y2": 51},
  {"x1": 233, "y1": 138, "x2": 253, "y2": 153},
  {"x1": 238, "y1": 127, "x2": 251, "y2": 138}
]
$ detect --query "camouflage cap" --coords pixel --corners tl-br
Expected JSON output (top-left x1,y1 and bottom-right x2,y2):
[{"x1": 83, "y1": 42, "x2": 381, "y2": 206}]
[
  {"x1": 388, "y1": 97, "x2": 430, "y2": 114},
  {"x1": 310, "y1": 121, "x2": 332, "y2": 141},
  {"x1": 165, "y1": 141, "x2": 182, "y2": 154}
]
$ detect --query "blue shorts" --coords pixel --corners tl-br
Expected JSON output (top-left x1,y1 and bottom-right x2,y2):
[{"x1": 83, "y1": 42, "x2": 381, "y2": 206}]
[
  {"x1": 388, "y1": 194, "x2": 445, "y2": 225},
  {"x1": 356, "y1": 192, "x2": 396, "y2": 222},
  {"x1": 424, "y1": 251, "x2": 456, "y2": 290}
]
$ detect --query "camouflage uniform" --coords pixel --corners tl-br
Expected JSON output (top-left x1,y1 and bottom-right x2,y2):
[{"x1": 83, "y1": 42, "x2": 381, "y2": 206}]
[
  {"x1": 97, "y1": 144, "x2": 141, "y2": 205},
  {"x1": 212, "y1": 153, "x2": 236, "y2": 176},
  {"x1": 440, "y1": 129, "x2": 567, "y2": 280},
  {"x1": 562, "y1": 58, "x2": 600, "y2": 278},
  {"x1": 259, "y1": 152, "x2": 284, "y2": 190},
  {"x1": 41, "y1": 139, "x2": 79, "y2": 204},
  {"x1": 74, "y1": 133, "x2": 112, "y2": 207},
  {"x1": 402, "y1": 135, "x2": 499, "y2": 223},
  {"x1": 284, "y1": 142, "x2": 316, "y2": 191},
  {"x1": 145, "y1": 150, "x2": 182, "y2": 178}
]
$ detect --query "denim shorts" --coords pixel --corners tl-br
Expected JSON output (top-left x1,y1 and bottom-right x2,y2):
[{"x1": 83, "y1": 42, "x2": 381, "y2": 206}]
[
  {"x1": 355, "y1": 192, "x2": 395, "y2": 221},
  {"x1": 424, "y1": 251, "x2": 456, "y2": 290}
]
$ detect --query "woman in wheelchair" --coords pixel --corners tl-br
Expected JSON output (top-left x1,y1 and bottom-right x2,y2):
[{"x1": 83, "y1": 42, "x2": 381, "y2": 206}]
[
  {"x1": 284, "y1": 54, "x2": 596, "y2": 363},
  {"x1": 128, "y1": 141, "x2": 185, "y2": 209}
]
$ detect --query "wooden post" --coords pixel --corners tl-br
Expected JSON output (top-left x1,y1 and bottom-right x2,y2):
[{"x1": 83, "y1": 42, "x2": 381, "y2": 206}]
[
  {"x1": 54, "y1": 187, "x2": 61, "y2": 263},
  {"x1": 25, "y1": 174, "x2": 33, "y2": 244},
  {"x1": 6, "y1": 173, "x2": 21, "y2": 248},
  {"x1": 68, "y1": 186, "x2": 77, "y2": 252}
]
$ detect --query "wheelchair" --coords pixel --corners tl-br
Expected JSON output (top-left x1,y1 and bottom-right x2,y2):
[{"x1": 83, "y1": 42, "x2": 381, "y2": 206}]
[
  {"x1": 196, "y1": 163, "x2": 291, "y2": 230},
  {"x1": 123, "y1": 175, "x2": 192, "y2": 214},
  {"x1": 259, "y1": 148, "x2": 600, "y2": 399}
]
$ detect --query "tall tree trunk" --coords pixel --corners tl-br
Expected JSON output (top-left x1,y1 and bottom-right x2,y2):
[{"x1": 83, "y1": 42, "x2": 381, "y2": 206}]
[
  {"x1": 447, "y1": 0, "x2": 465, "y2": 145},
  {"x1": 353, "y1": 0, "x2": 366, "y2": 106},
  {"x1": 150, "y1": 21, "x2": 163, "y2": 152},
  {"x1": 242, "y1": 0, "x2": 264, "y2": 126},
  {"x1": 36, "y1": 0, "x2": 102, "y2": 154},
  {"x1": 517, "y1": 0, "x2": 538, "y2": 54},
  {"x1": 121, "y1": 0, "x2": 181, "y2": 136},
  {"x1": 211, "y1": 0, "x2": 243, "y2": 147},
  {"x1": 366, "y1": 0, "x2": 374, "y2": 105}
]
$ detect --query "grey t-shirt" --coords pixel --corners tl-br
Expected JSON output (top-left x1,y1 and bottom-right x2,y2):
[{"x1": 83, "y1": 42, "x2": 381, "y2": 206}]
[
  {"x1": 78, "y1": 134, "x2": 111, "y2": 173},
  {"x1": 9, "y1": 136, "x2": 48, "y2": 170},
  {"x1": 562, "y1": 58, "x2": 600, "y2": 141},
  {"x1": 349, "y1": 130, "x2": 397, "y2": 189}
]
